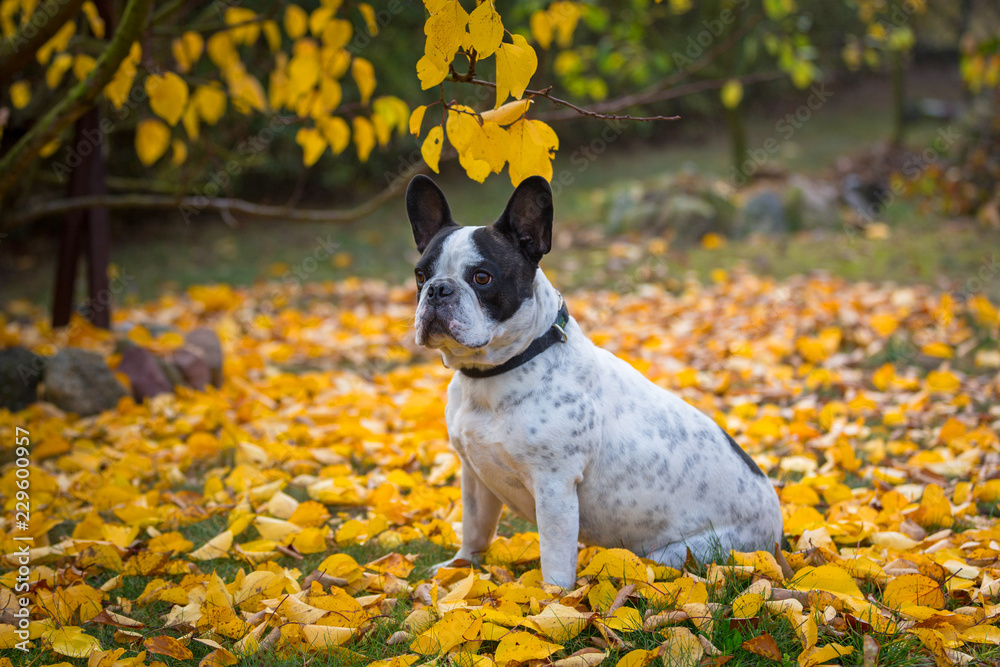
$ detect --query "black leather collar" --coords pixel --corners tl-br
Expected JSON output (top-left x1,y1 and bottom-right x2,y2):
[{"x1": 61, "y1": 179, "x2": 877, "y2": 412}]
[{"x1": 458, "y1": 298, "x2": 570, "y2": 379}]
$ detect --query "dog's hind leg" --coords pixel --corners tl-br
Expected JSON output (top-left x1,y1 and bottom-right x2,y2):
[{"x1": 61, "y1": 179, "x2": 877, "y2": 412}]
[{"x1": 647, "y1": 525, "x2": 777, "y2": 569}]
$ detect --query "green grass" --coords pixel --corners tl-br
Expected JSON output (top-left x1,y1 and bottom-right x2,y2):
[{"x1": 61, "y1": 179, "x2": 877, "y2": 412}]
[{"x1": 16, "y1": 504, "x2": 1000, "y2": 666}]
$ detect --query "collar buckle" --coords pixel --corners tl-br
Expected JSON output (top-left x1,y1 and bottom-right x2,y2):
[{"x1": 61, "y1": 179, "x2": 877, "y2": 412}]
[
  {"x1": 552, "y1": 322, "x2": 568, "y2": 342},
  {"x1": 553, "y1": 293, "x2": 568, "y2": 342}
]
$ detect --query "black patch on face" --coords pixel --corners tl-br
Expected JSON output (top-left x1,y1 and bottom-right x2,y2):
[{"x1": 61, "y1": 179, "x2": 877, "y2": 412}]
[
  {"x1": 413, "y1": 226, "x2": 461, "y2": 296},
  {"x1": 467, "y1": 226, "x2": 537, "y2": 323},
  {"x1": 721, "y1": 428, "x2": 766, "y2": 478}
]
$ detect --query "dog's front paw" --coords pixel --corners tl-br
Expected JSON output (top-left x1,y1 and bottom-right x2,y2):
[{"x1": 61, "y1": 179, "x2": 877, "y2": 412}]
[{"x1": 427, "y1": 556, "x2": 475, "y2": 578}]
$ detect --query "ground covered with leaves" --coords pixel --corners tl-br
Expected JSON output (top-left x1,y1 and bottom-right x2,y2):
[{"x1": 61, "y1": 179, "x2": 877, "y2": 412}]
[{"x1": 1, "y1": 267, "x2": 1000, "y2": 667}]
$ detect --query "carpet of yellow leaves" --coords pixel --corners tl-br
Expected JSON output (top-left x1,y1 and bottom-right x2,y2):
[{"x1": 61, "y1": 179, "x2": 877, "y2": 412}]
[{"x1": 1, "y1": 271, "x2": 999, "y2": 666}]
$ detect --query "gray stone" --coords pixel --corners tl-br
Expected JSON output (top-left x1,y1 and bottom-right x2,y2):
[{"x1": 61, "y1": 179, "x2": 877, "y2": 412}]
[
  {"x1": 0, "y1": 347, "x2": 45, "y2": 412},
  {"x1": 664, "y1": 194, "x2": 718, "y2": 243},
  {"x1": 172, "y1": 345, "x2": 211, "y2": 390},
  {"x1": 117, "y1": 346, "x2": 172, "y2": 401},
  {"x1": 606, "y1": 184, "x2": 651, "y2": 233},
  {"x1": 788, "y1": 175, "x2": 840, "y2": 228},
  {"x1": 42, "y1": 348, "x2": 127, "y2": 416},
  {"x1": 737, "y1": 190, "x2": 787, "y2": 237},
  {"x1": 185, "y1": 328, "x2": 223, "y2": 387}
]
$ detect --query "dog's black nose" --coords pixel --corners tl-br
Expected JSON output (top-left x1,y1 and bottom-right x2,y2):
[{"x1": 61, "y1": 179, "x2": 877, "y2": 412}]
[{"x1": 425, "y1": 281, "x2": 454, "y2": 303}]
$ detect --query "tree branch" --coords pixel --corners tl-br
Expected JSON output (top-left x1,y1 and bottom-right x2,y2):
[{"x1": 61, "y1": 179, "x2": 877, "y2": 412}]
[
  {"x1": 534, "y1": 13, "x2": 767, "y2": 123},
  {"x1": 2, "y1": 159, "x2": 431, "y2": 230},
  {"x1": 0, "y1": 0, "x2": 87, "y2": 87},
  {"x1": 449, "y1": 13, "x2": 766, "y2": 124},
  {"x1": 462, "y1": 78, "x2": 681, "y2": 122},
  {"x1": 0, "y1": 0, "x2": 154, "y2": 208},
  {"x1": 532, "y1": 70, "x2": 785, "y2": 123}
]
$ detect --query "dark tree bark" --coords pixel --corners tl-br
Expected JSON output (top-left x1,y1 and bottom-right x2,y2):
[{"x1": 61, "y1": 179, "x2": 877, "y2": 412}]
[{"x1": 52, "y1": 108, "x2": 111, "y2": 329}]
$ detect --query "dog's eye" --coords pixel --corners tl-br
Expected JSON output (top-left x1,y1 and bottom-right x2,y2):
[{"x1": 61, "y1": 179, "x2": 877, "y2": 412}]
[
  {"x1": 473, "y1": 271, "x2": 492, "y2": 286},
  {"x1": 415, "y1": 269, "x2": 426, "y2": 285}
]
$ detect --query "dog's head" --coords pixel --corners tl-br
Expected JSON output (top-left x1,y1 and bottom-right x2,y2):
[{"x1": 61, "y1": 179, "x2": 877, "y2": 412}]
[{"x1": 405, "y1": 174, "x2": 554, "y2": 365}]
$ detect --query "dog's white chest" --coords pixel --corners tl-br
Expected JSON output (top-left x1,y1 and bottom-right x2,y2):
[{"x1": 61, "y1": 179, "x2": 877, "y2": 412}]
[{"x1": 447, "y1": 396, "x2": 542, "y2": 524}]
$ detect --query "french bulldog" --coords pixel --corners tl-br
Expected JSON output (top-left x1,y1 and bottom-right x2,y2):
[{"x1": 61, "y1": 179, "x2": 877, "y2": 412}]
[{"x1": 406, "y1": 174, "x2": 783, "y2": 589}]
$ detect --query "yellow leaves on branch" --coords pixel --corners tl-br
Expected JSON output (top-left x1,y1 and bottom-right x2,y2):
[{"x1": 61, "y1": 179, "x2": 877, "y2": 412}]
[
  {"x1": 352, "y1": 57, "x2": 377, "y2": 106},
  {"x1": 720, "y1": 78, "x2": 744, "y2": 109},
  {"x1": 193, "y1": 85, "x2": 227, "y2": 125},
  {"x1": 352, "y1": 116, "x2": 376, "y2": 161},
  {"x1": 421, "y1": 126, "x2": 445, "y2": 172},
  {"x1": 115, "y1": 3, "x2": 390, "y2": 168},
  {"x1": 318, "y1": 115, "x2": 351, "y2": 154},
  {"x1": 481, "y1": 98, "x2": 531, "y2": 125},
  {"x1": 172, "y1": 31, "x2": 204, "y2": 73},
  {"x1": 508, "y1": 117, "x2": 559, "y2": 184},
  {"x1": 9, "y1": 80, "x2": 29, "y2": 109},
  {"x1": 414, "y1": 98, "x2": 554, "y2": 185},
  {"x1": 447, "y1": 105, "x2": 508, "y2": 182},
  {"x1": 146, "y1": 72, "x2": 189, "y2": 126},
  {"x1": 104, "y1": 42, "x2": 142, "y2": 110},
  {"x1": 420, "y1": 0, "x2": 470, "y2": 89},
  {"x1": 494, "y1": 34, "x2": 538, "y2": 108},
  {"x1": 46, "y1": 53, "x2": 72, "y2": 89},
  {"x1": 530, "y1": 2, "x2": 582, "y2": 50},
  {"x1": 418, "y1": 0, "x2": 538, "y2": 108},
  {"x1": 469, "y1": 0, "x2": 504, "y2": 57},
  {"x1": 36, "y1": 20, "x2": 75, "y2": 65},
  {"x1": 135, "y1": 119, "x2": 171, "y2": 166},
  {"x1": 413, "y1": 2, "x2": 553, "y2": 183},
  {"x1": 297, "y1": 128, "x2": 327, "y2": 167}
]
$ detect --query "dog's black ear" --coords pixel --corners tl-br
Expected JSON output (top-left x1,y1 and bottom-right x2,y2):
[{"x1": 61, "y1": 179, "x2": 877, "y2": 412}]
[
  {"x1": 406, "y1": 175, "x2": 456, "y2": 253},
  {"x1": 494, "y1": 175, "x2": 553, "y2": 265}
]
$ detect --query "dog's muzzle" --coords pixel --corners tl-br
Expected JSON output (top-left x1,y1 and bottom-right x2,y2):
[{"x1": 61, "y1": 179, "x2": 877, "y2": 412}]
[{"x1": 416, "y1": 278, "x2": 463, "y2": 346}]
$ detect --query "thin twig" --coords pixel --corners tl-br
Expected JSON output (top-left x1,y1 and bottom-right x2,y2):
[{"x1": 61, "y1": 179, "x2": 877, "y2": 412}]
[
  {"x1": 458, "y1": 78, "x2": 680, "y2": 122},
  {"x1": 533, "y1": 13, "x2": 766, "y2": 123},
  {"x1": 535, "y1": 70, "x2": 785, "y2": 123}
]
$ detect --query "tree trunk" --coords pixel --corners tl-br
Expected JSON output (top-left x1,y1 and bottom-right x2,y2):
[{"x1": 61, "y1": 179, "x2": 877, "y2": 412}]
[
  {"x1": 52, "y1": 109, "x2": 111, "y2": 329},
  {"x1": 726, "y1": 102, "x2": 748, "y2": 185}
]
